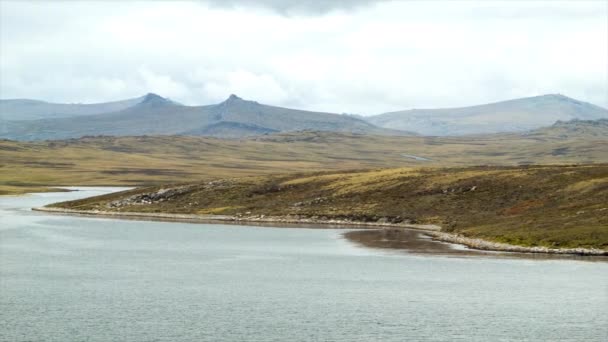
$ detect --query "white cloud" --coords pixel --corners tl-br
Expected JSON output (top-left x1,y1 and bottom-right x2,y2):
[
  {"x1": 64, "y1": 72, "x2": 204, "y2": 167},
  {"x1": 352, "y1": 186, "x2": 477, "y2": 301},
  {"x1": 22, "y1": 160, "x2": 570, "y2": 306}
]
[
  {"x1": 0, "y1": 0, "x2": 606, "y2": 113},
  {"x1": 137, "y1": 67, "x2": 190, "y2": 100},
  {"x1": 201, "y1": 70, "x2": 289, "y2": 104},
  {"x1": 199, "y1": 0, "x2": 388, "y2": 16}
]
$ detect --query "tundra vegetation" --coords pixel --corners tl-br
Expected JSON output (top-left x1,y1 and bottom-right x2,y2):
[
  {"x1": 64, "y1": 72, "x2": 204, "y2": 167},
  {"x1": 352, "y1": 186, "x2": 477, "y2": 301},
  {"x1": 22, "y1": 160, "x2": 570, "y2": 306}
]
[
  {"x1": 1, "y1": 120, "x2": 606, "y2": 194},
  {"x1": 50, "y1": 164, "x2": 608, "y2": 250}
]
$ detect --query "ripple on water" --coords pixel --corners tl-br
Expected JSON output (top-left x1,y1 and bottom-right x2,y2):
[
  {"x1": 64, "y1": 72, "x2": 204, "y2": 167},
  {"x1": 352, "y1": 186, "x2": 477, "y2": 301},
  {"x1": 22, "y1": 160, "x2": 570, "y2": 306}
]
[{"x1": 1, "y1": 188, "x2": 607, "y2": 341}]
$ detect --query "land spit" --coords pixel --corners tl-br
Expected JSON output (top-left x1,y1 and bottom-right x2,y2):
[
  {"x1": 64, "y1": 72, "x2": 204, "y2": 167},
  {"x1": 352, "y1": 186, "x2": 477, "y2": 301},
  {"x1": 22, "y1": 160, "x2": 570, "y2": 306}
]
[{"x1": 33, "y1": 207, "x2": 608, "y2": 256}]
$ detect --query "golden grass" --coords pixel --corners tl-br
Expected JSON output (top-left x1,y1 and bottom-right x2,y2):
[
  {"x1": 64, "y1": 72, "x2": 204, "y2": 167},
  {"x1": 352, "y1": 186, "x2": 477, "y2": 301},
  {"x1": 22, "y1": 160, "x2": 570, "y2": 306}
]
[
  {"x1": 1, "y1": 129, "x2": 606, "y2": 192},
  {"x1": 564, "y1": 178, "x2": 608, "y2": 193},
  {"x1": 52, "y1": 164, "x2": 608, "y2": 249},
  {"x1": 197, "y1": 206, "x2": 244, "y2": 215}
]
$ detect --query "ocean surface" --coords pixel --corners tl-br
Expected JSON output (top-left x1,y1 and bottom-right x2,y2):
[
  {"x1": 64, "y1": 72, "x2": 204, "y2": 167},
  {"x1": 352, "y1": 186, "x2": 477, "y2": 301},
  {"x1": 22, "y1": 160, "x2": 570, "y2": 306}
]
[{"x1": 1, "y1": 188, "x2": 607, "y2": 341}]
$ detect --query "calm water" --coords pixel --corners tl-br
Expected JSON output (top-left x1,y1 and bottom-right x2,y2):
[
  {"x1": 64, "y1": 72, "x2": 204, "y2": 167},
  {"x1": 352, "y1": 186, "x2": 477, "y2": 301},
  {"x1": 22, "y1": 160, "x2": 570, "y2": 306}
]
[{"x1": 1, "y1": 188, "x2": 607, "y2": 341}]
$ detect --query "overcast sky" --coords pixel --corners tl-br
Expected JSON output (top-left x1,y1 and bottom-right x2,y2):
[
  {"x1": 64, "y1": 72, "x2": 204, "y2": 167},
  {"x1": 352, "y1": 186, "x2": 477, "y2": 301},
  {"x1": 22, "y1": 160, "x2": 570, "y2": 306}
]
[{"x1": 1, "y1": 0, "x2": 606, "y2": 114}]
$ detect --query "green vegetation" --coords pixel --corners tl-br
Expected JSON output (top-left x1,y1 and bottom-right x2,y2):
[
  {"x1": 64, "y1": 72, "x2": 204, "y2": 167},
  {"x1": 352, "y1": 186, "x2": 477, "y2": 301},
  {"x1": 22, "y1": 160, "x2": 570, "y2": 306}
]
[{"x1": 52, "y1": 164, "x2": 608, "y2": 250}]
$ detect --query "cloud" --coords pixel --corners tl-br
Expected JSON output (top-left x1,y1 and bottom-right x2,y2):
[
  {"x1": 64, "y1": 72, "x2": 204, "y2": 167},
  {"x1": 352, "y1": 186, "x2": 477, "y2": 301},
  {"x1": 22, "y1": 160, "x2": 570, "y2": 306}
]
[
  {"x1": 138, "y1": 67, "x2": 190, "y2": 100},
  {"x1": 199, "y1": 0, "x2": 388, "y2": 15},
  {"x1": 0, "y1": 0, "x2": 606, "y2": 113},
  {"x1": 201, "y1": 69, "x2": 289, "y2": 104}
]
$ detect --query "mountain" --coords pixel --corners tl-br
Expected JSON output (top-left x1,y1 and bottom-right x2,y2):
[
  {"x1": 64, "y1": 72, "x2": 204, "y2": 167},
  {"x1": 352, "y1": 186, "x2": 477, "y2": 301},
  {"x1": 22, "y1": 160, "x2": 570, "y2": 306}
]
[
  {"x1": 0, "y1": 94, "x2": 408, "y2": 140},
  {"x1": 366, "y1": 94, "x2": 608, "y2": 136},
  {"x1": 0, "y1": 93, "x2": 195, "y2": 140},
  {"x1": 0, "y1": 94, "x2": 163, "y2": 121},
  {"x1": 5, "y1": 92, "x2": 603, "y2": 140},
  {"x1": 196, "y1": 94, "x2": 400, "y2": 137}
]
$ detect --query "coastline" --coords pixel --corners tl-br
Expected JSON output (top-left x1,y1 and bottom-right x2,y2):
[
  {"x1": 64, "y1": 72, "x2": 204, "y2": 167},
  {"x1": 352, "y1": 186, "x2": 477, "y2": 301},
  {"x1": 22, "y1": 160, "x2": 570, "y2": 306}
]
[
  {"x1": 33, "y1": 206, "x2": 608, "y2": 256},
  {"x1": 0, "y1": 186, "x2": 72, "y2": 197}
]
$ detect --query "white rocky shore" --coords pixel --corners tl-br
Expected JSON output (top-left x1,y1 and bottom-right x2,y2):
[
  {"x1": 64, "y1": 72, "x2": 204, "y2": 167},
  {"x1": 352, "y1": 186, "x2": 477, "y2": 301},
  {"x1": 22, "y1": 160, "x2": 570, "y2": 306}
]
[
  {"x1": 424, "y1": 231, "x2": 607, "y2": 256},
  {"x1": 33, "y1": 207, "x2": 608, "y2": 256}
]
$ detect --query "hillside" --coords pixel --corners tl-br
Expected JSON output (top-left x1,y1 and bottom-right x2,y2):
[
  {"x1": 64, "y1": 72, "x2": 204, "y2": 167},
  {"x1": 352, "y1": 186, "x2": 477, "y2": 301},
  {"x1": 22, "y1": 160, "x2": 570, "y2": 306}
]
[
  {"x1": 1, "y1": 119, "x2": 606, "y2": 194},
  {"x1": 367, "y1": 94, "x2": 608, "y2": 135},
  {"x1": 0, "y1": 94, "x2": 404, "y2": 140},
  {"x1": 524, "y1": 118, "x2": 608, "y2": 139},
  {"x1": 0, "y1": 94, "x2": 153, "y2": 121},
  {"x1": 48, "y1": 164, "x2": 608, "y2": 250},
  {"x1": 5, "y1": 93, "x2": 605, "y2": 140}
]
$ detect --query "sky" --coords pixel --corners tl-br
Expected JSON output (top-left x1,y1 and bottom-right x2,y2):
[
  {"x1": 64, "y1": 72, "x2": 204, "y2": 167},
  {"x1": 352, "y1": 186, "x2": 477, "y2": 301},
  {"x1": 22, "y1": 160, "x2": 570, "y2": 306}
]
[{"x1": 0, "y1": 0, "x2": 606, "y2": 115}]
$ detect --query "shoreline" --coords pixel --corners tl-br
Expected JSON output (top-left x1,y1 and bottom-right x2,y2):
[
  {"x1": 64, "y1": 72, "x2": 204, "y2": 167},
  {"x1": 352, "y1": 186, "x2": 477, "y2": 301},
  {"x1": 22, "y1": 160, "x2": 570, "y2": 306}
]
[
  {"x1": 0, "y1": 186, "x2": 72, "y2": 197},
  {"x1": 33, "y1": 206, "x2": 608, "y2": 256}
]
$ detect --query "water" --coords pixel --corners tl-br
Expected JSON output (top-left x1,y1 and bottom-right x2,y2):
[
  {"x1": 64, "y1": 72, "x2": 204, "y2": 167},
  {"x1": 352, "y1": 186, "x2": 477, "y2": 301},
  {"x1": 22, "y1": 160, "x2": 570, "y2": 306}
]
[
  {"x1": 1, "y1": 188, "x2": 607, "y2": 341},
  {"x1": 401, "y1": 153, "x2": 431, "y2": 161}
]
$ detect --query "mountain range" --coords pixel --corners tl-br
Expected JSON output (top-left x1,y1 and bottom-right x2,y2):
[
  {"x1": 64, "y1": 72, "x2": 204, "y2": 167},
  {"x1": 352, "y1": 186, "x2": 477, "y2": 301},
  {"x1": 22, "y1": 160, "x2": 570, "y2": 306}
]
[
  {"x1": 367, "y1": 94, "x2": 608, "y2": 136},
  {"x1": 0, "y1": 94, "x2": 161, "y2": 121},
  {"x1": 0, "y1": 94, "x2": 402, "y2": 140},
  {"x1": 1, "y1": 93, "x2": 606, "y2": 140}
]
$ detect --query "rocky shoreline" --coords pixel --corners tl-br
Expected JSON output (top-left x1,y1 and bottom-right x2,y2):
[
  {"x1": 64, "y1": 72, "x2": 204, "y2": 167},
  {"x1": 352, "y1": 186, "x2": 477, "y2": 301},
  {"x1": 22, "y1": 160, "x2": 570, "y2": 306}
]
[
  {"x1": 33, "y1": 206, "x2": 608, "y2": 256},
  {"x1": 424, "y1": 231, "x2": 607, "y2": 256}
]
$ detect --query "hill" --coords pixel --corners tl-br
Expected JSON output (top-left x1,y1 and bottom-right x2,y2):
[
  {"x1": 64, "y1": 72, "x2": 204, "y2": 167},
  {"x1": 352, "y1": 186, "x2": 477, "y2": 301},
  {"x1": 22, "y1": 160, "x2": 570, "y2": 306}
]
[
  {"x1": 367, "y1": 94, "x2": 608, "y2": 136},
  {"x1": 47, "y1": 164, "x2": 608, "y2": 250},
  {"x1": 0, "y1": 94, "x2": 405, "y2": 140},
  {"x1": 524, "y1": 118, "x2": 608, "y2": 139},
  {"x1": 0, "y1": 94, "x2": 155, "y2": 121}
]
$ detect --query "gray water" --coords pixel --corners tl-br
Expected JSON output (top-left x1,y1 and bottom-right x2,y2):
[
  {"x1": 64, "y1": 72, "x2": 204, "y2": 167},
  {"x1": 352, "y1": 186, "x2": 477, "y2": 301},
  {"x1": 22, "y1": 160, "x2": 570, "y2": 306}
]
[{"x1": 1, "y1": 188, "x2": 607, "y2": 341}]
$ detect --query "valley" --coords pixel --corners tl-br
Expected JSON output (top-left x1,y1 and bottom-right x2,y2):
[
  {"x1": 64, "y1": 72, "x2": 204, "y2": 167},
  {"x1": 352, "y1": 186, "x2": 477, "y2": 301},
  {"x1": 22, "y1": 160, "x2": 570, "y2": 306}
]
[
  {"x1": 1, "y1": 94, "x2": 607, "y2": 253},
  {"x1": 3, "y1": 3, "x2": 608, "y2": 341},
  {"x1": 2, "y1": 118, "x2": 607, "y2": 194}
]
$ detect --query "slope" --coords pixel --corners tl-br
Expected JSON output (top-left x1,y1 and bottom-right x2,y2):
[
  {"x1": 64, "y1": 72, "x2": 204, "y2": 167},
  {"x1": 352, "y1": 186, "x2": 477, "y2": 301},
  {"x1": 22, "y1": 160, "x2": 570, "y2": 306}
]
[
  {"x1": 367, "y1": 94, "x2": 608, "y2": 135},
  {"x1": 48, "y1": 164, "x2": 608, "y2": 250},
  {"x1": 0, "y1": 94, "x2": 153, "y2": 121},
  {"x1": 1, "y1": 118, "x2": 606, "y2": 194},
  {"x1": 1, "y1": 94, "x2": 408, "y2": 140}
]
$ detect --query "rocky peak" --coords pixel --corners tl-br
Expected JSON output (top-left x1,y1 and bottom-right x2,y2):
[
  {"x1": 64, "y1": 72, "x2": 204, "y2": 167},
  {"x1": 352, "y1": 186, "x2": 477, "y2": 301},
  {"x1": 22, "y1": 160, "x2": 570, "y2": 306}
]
[
  {"x1": 227, "y1": 94, "x2": 242, "y2": 102},
  {"x1": 213, "y1": 94, "x2": 261, "y2": 121},
  {"x1": 219, "y1": 94, "x2": 259, "y2": 107},
  {"x1": 139, "y1": 93, "x2": 171, "y2": 106}
]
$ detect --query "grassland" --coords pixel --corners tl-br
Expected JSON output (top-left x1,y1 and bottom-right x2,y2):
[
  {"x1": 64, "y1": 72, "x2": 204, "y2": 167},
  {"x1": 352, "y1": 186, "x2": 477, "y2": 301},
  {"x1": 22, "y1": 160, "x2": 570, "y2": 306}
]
[
  {"x1": 1, "y1": 127, "x2": 606, "y2": 194},
  {"x1": 50, "y1": 164, "x2": 608, "y2": 250}
]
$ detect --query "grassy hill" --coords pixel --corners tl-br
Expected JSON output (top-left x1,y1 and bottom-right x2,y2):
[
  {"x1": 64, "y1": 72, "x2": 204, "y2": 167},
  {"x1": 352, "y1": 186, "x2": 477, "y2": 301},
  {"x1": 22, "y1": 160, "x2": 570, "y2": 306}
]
[
  {"x1": 1, "y1": 122, "x2": 606, "y2": 194},
  {"x1": 49, "y1": 164, "x2": 608, "y2": 250}
]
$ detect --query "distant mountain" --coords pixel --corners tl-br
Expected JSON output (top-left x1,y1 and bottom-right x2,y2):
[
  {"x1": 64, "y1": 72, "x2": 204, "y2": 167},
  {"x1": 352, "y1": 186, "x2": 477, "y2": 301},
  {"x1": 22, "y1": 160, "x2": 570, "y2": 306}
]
[
  {"x1": 0, "y1": 93, "x2": 170, "y2": 121},
  {"x1": 0, "y1": 93, "x2": 193, "y2": 140},
  {"x1": 0, "y1": 94, "x2": 407, "y2": 140},
  {"x1": 366, "y1": 94, "x2": 608, "y2": 136},
  {"x1": 200, "y1": 95, "x2": 399, "y2": 135}
]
